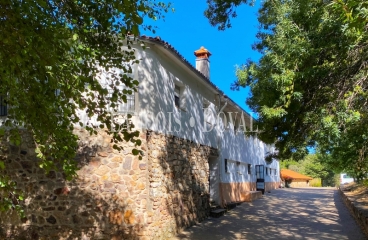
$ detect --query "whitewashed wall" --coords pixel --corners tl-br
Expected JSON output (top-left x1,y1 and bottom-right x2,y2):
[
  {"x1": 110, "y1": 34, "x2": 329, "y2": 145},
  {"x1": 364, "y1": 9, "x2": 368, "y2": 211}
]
[
  {"x1": 0, "y1": 41, "x2": 280, "y2": 189},
  {"x1": 219, "y1": 130, "x2": 280, "y2": 184},
  {"x1": 133, "y1": 43, "x2": 280, "y2": 184},
  {"x1": 134, "y1": 44, "x2": 218, "y2": 148},
  {"x1": 74, "y1": 42, "x2": 280, "y2": 187}
]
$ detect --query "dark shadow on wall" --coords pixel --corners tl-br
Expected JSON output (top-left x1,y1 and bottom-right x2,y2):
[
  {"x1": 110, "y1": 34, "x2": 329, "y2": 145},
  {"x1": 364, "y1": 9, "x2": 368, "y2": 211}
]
[
  {"x1": 145, "y1": 130, "x2": 217, "y2": 238},
  {"x1": 0, "y1": 130, "x2": 146, "y2": 240},
  {"x1": 136, "y1": 45, "x2": 219, "y2": 237}
]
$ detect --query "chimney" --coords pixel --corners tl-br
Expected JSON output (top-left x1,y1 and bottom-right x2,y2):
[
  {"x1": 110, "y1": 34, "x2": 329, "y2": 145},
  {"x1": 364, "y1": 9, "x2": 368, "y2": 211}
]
[{"x1": 194, "y1": 46, "x2": 211, "y2": 79}]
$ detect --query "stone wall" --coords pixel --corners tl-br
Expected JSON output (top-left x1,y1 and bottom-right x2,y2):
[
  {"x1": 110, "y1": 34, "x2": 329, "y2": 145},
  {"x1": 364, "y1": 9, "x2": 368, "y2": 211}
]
[
  {"x1": 339, "y1": 187, "x2": 368, "y2": 237},
  {"x1": 289, "y1": 180, "x2": 309, "y2": 188},
  {"x1": 0, "y1": 129, "x2": 217, "y2": 239},
  {"x1": 144, "y1": 131, "x2": 218, "y2": 239},
  {"x1": 0, "y1": 128, "x2": 149, "y2": 239}
]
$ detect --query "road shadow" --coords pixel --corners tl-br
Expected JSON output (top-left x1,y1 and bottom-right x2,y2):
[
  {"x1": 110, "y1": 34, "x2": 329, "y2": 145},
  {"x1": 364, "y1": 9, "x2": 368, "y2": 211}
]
[{"x1": 174, "y1": 188, "x2": 366, "y2": 240}]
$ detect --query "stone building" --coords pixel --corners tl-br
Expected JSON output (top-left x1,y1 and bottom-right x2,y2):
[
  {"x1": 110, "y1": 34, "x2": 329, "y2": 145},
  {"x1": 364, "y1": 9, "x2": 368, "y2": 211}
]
[
  {"x1": 281, "y1": 169, "x2": 313, "y2": 187},
  {"x1": 0, "y1": 36, "x2": 281, "y2": 239}
]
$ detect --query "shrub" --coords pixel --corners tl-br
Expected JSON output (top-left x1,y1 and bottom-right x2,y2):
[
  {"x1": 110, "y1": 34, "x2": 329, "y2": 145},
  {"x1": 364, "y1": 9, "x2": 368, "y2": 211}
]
[{"x1": 310, "y1": 178, "x2": 322, "y2": 187}]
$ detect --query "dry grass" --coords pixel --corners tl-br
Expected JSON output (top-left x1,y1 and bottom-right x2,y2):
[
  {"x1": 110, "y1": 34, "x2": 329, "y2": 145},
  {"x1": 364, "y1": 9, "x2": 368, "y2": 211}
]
[{"x1": 340, "y1": 182, "x2": 368, "y2": 203}]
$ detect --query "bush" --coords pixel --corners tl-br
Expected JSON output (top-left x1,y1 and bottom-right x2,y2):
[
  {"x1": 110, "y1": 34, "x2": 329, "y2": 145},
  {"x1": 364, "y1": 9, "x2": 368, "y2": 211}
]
[
  {"x1": 362, "y1": 179, "x2": 368, "y2": 187},
  {"x1": 310, "y1": 178, "x2": 322, "y2": 187}
]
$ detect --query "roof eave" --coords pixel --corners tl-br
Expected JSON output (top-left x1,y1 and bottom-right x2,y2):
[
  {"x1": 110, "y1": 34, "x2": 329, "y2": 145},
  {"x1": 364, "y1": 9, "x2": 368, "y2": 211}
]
[{"x1": 138, "y1": 36, "x2": 253, "y2": 120}]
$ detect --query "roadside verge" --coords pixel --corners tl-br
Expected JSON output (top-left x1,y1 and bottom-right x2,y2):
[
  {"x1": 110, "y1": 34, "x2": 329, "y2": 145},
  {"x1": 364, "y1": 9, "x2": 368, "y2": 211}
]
[{"x1": 339, "y1": 184, "x2": 368, "y2": 238}]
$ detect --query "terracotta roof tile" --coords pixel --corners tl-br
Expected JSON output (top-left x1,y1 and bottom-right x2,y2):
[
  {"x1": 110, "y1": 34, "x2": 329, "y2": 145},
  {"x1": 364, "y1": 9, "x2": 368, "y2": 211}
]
[
  {"x1": 281, "y1": 169, "x2": 313, "y2": 180},
  {"x1": 140, "y1": 35, "x2": 212, "y2": 82}
]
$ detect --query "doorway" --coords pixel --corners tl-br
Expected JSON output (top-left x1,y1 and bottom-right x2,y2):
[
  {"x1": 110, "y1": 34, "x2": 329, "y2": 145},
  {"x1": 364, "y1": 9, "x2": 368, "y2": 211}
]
[
  {"x1": 208, "y1": 157, "x2": 219, "y2": 204},
  {"x1": 256, "y1": 165, "x2": 265, "y2": 194}
]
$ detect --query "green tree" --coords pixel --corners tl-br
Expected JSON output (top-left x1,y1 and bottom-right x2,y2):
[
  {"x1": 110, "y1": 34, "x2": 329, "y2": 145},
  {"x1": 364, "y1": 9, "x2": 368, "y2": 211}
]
[
  {"x1": 204, "y1": 0, "x2": 254, "y2": 30},
  {"x1": 215, "y1": 0, "x2": 368, "y2": 167},
  {"x1": 0, "y1": 0, "x2": 170, "y2": 213},
  {"x1": 322, "y1": 121, "x2": 368, "y2": 182},
  {"x1": 301, "y1": 155, "x2": 333, "y2": 182},
  {"x1": 233, "y1": 0, "x2": 355, "y2": 159},
  {"x1": 280, "y1": 159, "x2": 302, "y2": 172},
  {"x1": 281, "y1": 154, "x2": 336, "y2": 186}
]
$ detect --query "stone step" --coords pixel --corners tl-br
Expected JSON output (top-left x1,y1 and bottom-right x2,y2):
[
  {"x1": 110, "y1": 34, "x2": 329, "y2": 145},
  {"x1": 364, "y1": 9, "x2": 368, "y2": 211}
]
[
  {"x1": 226, "y1": 202, "x2": 238, "y2": 210},
  {"x1": 242, "y1": 191, "x2": 263, "y2": 202},
  {"x1": 210, "y1": 208, "x2": 226, "y2": 218}
]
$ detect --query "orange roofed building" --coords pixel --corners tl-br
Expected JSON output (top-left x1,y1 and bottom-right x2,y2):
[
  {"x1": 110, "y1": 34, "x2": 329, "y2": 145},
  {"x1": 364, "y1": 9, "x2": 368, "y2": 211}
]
[{"x1": 281, "y1": 169, "x2": 313, "y2": 187}]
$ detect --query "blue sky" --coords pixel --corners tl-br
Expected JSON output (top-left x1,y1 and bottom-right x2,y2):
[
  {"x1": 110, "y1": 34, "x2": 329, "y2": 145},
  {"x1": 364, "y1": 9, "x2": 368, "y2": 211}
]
[{"x1": 142, "y1": 0, "x2": 262, "y2": 116}]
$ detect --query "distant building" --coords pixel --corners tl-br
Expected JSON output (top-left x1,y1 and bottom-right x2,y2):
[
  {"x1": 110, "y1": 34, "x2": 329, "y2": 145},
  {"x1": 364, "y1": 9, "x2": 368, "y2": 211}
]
[{"x1": 281, "y1": 169, "x2": 312, "y2": 187}]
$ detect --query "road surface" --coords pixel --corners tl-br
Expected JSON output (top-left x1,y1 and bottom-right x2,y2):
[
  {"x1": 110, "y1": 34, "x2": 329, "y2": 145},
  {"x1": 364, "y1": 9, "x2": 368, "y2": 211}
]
[{"x1": 174, "y1": 188, "x2": 366, "y2": 240}]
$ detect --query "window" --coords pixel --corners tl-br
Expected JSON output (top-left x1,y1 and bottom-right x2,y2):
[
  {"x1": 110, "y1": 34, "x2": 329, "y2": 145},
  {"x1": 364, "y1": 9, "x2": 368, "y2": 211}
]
[
  {"x1": 248, "y1": 164, "x2": 251, "y2": 174},
  {"x1": 225, "y1": 159, "x2": 228, "y2": 173},
  {"x1": 203, "y1": 99, "x2": 210, "y2": 113},
  {"x1": 120, "y1": 92, "x2": 135, "y2": 113},
  {"x1": 0, "y1": 94, "x2": 7, "y2": 116},
  {"x1": 203, "y1": 99, "x2": 215, "y2": 131},
  {"x1": 266, "y1": 167, "x2": 269, "y2": 176},
  {"x1": 256, "y1": 165, "x2": 264, "y2": 179},
  {"x1": 174, "y1": 84, "x2": 186, "y2": 110},
  {"x1": 236, "y1": 161, "x2": 242, "y2": 175},
  {"x1": 203, "y1": 99, "x2": 210, "y2": 122},
  {"x1": 174, "y1": 85, "x2": 181, "y2": 108},
  {"x1": 108, "y1": 88, "x2": 135, "y2": 113}
]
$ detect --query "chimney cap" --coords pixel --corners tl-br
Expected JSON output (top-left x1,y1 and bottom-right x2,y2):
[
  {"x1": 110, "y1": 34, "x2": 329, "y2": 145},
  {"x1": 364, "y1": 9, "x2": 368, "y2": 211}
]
[{"x1": 194, "y1": 46, "x2": 211, "y2": 59}]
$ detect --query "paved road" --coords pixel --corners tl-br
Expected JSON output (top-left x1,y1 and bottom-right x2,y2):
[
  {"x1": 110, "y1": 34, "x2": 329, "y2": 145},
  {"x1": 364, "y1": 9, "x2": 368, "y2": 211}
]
[{"x1": 174, "y1": 188, "x2": 367, "y2": 240}]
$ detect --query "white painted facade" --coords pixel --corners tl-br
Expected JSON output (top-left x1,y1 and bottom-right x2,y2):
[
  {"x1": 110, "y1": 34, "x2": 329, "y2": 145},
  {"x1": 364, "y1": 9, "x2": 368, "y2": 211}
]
[
  {"x1": 219, "y1": 131, "x2": 280, "y2": 184},
  {"x1": 129, "y1": 39, "x2": 281, "y2": 204},
  {"x1": 76, "y1": 38, "x2": 281, "y2": 204},
  {"x1": 0, "y1": 37, "x2": 281, "y2": 205}
]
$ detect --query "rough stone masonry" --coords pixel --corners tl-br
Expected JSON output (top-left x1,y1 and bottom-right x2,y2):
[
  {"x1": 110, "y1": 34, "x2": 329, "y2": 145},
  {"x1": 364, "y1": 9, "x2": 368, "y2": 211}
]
[{"x1": 0, "y1": 128, "x2": 217, "y2": 239}]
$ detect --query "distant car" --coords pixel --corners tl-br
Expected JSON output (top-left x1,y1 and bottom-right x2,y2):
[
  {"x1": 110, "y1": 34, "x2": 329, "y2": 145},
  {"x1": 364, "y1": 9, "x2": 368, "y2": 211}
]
[{"x1": 340, "y1": 173, "x2": 354, "y2": 184}]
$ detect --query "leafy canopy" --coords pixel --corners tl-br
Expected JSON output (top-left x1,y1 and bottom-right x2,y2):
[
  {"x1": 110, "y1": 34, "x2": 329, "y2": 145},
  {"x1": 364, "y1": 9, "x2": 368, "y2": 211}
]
[
  {"x1": 0, "y1": 0, "x2": 170, "y2": 212},
  {"x1": 204, "y1": 0, "x2": 254, "y2": 30},
  {"x1": 204, "y1": 0, "x2": 368, "y2": 178},
  {"x1": 225, "y1": 0, "x2": 368, "y2": 160}
]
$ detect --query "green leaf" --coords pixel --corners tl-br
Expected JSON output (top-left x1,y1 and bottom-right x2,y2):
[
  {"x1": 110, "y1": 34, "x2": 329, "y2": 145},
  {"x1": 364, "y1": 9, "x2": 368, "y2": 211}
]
[
  {"x1": 0, "y1": 0, "x2": 167, "y2": 214},
  {"x1": 0, "y1": 161, "x2": 5, "y2": 170},
  {"x1": 132, "y1": 25, "x2": 139, "y2": 35},
  {"x1": 132, "y1": 149, "x2": 139, "y2": 155}
]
